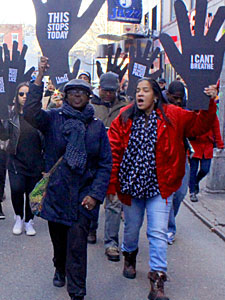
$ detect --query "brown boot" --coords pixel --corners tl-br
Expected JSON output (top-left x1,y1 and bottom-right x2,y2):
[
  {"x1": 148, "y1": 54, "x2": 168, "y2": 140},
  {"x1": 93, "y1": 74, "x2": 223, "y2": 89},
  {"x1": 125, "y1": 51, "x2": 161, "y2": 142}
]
[
  {"x1": 148, "y1": 271, "x2": 169, "y2": 300},
  {"x1": 122, "y1": 248, "x2": 138, "y2": 279}
]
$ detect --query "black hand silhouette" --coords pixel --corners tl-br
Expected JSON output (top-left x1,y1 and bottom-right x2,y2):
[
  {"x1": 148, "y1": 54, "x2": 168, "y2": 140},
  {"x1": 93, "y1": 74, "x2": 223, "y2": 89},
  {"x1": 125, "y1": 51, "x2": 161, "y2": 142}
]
[
  {"x1": 33, "y1": 0, "x2": 104, "y2": 87},
  {"x1": 4, "y1": 41, "x2": 35, "y2": 105},
  {"x1": 96, "y1": 46, "x2": 128, "y2": 82},
  {"x1": 126, "y1": 40, "x2": 163, "y2": 99},
  {"x1": 160, "y1": 0, "x2": 225, "y2": 109},
  {"x1": 0, "y1": 46, "x2": 9, "y2": 119}
]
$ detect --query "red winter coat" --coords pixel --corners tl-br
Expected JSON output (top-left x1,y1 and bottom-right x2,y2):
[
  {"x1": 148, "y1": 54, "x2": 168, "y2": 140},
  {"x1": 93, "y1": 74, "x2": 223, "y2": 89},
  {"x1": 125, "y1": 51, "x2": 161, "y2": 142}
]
[
  {"x1": 189, "y1": 115, "x2": 224, "y2": 159},
  {"x1": 107, "y1": 99, "x2": 217, "y2": 205}
]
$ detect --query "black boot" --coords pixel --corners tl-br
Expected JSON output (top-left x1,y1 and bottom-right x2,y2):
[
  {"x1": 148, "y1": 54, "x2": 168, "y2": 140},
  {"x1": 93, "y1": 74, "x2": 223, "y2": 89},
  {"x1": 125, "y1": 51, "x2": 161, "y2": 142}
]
[
  {"x1": 122, "y1": 248, "x2": 138, "y2": 279},
  {"x1": 0, "y1": 202, "x2": 5, "y2": 219},
  {"x1": 70, "y1": 294, "x2": 84, "y2": 300},
  {"x1": 53, "y1": 269, "x2": 66, "y2": 287},
  {"x1": 87, "y1": 230, "x2": 97, "y2": 244},
  {"x1": 148, "y1": 271, "x2": 169, "y2": 300}
]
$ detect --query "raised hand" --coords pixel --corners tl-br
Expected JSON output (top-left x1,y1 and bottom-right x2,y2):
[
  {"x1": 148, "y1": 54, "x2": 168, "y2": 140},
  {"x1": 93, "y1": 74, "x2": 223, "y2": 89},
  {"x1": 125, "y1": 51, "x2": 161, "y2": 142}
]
[
  {"x1": 159, "y1": 0, "x2": 225, "y2": 109},
  {"x1": 126, "y1": 40, "x2": 163, "y2": 99},
  {"x1": 96, "y1": 46, "x2": 128, "y2": 82},
  {"x1": 4, "y1": 41, "x2": 35, "y2": 105},
  {"x1": 32, "y1": 0, "x2": 104, "y2": 87}
]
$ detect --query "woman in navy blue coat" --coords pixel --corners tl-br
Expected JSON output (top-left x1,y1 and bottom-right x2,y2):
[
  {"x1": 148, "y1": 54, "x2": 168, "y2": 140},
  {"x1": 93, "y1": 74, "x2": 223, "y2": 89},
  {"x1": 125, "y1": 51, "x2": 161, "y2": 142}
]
[{"x1": 23, "y1": 57, "x2": 112, "y2": 300}]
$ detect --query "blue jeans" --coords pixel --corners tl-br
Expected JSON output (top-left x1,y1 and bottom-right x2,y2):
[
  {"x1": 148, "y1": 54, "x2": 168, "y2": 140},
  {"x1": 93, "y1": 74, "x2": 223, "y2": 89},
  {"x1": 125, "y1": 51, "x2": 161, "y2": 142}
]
[
  {"x1": 168, "y1": 159, "x2": 190, "y2": 235},
  {"x1": 121, "y1": 194, "x2": 172, "y2": 273},
  {"x1": 104, "y1": 195, "x2": 122, "y2": 249},
  {"x1": 189, "y1": 157, "x2": 211, "y2": 194}
]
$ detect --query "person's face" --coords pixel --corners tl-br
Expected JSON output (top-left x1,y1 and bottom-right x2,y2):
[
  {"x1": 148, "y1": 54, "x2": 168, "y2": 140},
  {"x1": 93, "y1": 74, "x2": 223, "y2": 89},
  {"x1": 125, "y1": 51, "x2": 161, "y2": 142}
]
[
  {"x1": 167, "y1": 92, "x2": 184, "y2": 107},
  {"x1": 47, "y1": 79, "x2": 55, "y2": 92},
  {"x1": 78, "y1": 75, "x2": 90, "y2": 83},
  {"x1": 66, "y1": 88, "x2": 89, "y2": 110},
  {"x1": 159, "y1": 82, "x2": 166, "y2": 90},
  {"x1": 18, "y1": 85, "x2": 29, "y2": 107},
  {"x1": 99, "y1": 88, "x2": 116, "y2": 103},
  {"x1": 136, "y1": 80, "x2": 155, "y2": 115}
]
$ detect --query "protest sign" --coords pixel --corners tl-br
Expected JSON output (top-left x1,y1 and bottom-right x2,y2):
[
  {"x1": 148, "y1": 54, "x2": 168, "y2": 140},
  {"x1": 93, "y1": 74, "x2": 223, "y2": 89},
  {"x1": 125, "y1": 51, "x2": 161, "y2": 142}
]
[
  {"x1": 32, "y1": 0, "x2": 104, "y2": 87},
  {"x1": 160, "y1": 0, "x2": 225, "y2": 110},
  {"x1": 126, "y1": 39, "x2": 163, "y2": 99}
]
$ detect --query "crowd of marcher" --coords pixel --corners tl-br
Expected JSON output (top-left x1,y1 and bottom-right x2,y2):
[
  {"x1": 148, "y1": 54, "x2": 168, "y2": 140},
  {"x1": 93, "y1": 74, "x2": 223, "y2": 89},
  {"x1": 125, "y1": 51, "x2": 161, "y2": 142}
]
[{"x1": 0, "y1": 55, "x2": 223, "y2": 300}]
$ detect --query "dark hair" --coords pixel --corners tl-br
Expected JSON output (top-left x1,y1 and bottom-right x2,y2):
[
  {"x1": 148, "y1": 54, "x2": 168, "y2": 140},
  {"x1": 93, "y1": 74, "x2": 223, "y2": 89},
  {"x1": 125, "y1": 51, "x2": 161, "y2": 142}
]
[
  {"x1": 121, "y1": 78, "x2": 169, "y2": 123},
  {"x1": 14, "y1": 82, "x2": 29, "y2": 113},
  {"x1": 168, "y1": 80, "x2": 185, "y2": 96}
]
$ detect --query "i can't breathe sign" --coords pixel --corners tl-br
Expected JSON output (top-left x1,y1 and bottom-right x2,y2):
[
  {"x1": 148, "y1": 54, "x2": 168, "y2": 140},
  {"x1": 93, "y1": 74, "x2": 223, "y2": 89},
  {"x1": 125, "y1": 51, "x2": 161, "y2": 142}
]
[
  {"x1": 190, "y1": 54, "x2": 215, "y2": 70},
  {"x1": 47, "y1": 12, "x2": 70, "y2": 40}
]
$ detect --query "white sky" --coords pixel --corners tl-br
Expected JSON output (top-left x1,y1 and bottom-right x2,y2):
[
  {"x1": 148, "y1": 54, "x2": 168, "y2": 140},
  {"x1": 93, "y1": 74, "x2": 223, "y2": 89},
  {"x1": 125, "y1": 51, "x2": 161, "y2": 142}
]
[{"x1": 0, "y1": 0, "x2": 94, "y2": 24}]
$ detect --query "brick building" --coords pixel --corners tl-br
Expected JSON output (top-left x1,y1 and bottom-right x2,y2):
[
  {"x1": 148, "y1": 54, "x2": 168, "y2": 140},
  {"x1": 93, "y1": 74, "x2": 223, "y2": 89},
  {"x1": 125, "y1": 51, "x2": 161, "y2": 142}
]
[{"x1": 0, "y1": 24, "x2": 23, "y2": 52}]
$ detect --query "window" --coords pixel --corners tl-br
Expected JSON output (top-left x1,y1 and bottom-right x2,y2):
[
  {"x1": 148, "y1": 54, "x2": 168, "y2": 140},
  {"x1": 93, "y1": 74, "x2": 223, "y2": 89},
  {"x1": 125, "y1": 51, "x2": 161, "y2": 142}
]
[
  {"x1": 0, "y1": 33, "x2": 4, "y2": 44},
  {"x1": 152, "y1": 6, "x2": 157, "y2": 31},
  {"x1": 191, "y1": 0, "x2": 196, "y2": 9},
  {"x1": 170, "y1": 0, "x2": 176, "y2": 21},
  {"x1": 12, "y1": 33, "x2": 18, "y2": 43}
]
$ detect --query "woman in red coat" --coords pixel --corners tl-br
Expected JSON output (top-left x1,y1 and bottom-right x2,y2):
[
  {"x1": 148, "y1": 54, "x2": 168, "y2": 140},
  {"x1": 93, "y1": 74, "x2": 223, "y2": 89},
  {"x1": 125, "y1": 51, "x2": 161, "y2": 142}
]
[
  {"x1": 107, "y1": 78, "x2": 217, "y2": 300},
  {"x1": 189, "y1": 115, "x2": 224, "y2": 202}
]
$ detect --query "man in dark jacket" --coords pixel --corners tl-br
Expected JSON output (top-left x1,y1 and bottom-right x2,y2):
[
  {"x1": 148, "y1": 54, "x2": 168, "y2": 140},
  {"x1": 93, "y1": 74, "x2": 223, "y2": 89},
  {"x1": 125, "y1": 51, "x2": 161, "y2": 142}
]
[
  {"x1": 90, "y1": 72, "x2": 128, "y2": 261},
  {"x1": 23, "y1": 56, "x2": 112, "y2": 300}
]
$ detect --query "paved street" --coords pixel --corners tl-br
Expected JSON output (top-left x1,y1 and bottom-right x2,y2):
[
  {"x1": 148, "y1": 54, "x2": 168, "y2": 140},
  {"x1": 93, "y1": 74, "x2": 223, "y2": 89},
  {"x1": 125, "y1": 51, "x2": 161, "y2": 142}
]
[{"x1": 1, "y1": 180, "x2": 225, "y2": 300}]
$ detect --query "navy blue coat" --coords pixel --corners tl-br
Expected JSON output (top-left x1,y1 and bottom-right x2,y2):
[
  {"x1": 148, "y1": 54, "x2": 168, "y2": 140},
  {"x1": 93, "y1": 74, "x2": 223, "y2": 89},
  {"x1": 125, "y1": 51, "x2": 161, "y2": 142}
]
[{"x1": 24, "y1": 83, "x2": 112, "y2": 226}]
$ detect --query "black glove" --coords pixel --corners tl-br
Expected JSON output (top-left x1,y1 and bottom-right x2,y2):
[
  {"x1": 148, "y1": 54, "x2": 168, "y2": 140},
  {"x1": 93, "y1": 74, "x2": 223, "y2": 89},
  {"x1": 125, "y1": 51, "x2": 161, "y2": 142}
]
[
  {"x1": 126, "y1": 40, "x2": 163, "y2": 99},
  {"x1": 96, "y1": 46, "x2": 128, "y2": 82},
  {"x1": 159, "y1": 0, "x2": 225, "y2": 110},
  {"x1": 32, "y1": 0, "x2": 104, "y2": 87}
]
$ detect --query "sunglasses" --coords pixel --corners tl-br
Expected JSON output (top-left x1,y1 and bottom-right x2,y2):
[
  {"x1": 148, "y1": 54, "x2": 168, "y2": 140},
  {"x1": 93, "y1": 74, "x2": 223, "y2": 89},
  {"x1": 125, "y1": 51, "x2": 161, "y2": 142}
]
[
  {"x1": 67, "y1": 89, "x2": 88, "y2": 96},
  {"x1": 18, "y1": 92, "x2": 28, "y2": 97}
]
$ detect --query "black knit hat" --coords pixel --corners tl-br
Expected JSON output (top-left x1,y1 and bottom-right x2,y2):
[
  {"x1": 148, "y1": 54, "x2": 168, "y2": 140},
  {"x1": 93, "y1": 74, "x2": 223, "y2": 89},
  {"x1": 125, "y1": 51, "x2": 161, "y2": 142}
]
[
  {"x1": 63, "y1": 79, "x2": 92, "y2": 95},
  {"x1": 78, "y1": 71, "x2": 91, "y2": 83}
]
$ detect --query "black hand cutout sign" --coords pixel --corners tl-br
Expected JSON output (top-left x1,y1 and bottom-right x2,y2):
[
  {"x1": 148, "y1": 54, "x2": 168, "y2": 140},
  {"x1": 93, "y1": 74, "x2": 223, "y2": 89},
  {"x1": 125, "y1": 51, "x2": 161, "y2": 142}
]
[
  {"x1": 33, "y1": 0, "x2": 104, "y2": 87},
  {"x1": 6, "y1": 41, "x2": 35, "y2": 106},
  {"x1": 96, "y1": 46, "x2": 128, "y2": 82},
  {"x1": 160, "y1": 0, "x2": 225, "y2": 110},
  {"x1": 126, "y1": 39, "x2": 163, "y2": 99}
]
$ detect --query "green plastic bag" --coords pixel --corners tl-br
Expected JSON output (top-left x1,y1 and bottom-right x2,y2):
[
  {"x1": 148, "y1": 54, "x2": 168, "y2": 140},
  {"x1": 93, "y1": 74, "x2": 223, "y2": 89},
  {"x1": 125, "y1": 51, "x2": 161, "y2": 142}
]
[{"x1": 29, "y1": 157, "x2": 63, "y2": 216}]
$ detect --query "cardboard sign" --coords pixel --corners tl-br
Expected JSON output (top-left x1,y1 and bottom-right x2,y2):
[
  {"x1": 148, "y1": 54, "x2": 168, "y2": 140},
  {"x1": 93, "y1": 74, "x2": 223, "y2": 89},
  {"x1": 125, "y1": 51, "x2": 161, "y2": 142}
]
[
  {"x1": 108, "y1": 0, "x2": 142, "y2": 24},
  {"x1": 159, "y1": 0, "x2": 225, "y2": 110},
  {"x1": 96, "y1": 46, "x2": 128, "y2": 82},
  {"x1": 32, "y1": 0, "x2": 105, "y2": 87},
  {"x1": 6, "y1": 42, "x2": 35, "y2": 106},
  {"x1": 126, "y1": 39, "x2": 163, "y2": 99},
  {"x1": 0, "y1": 42, "x2": 35, "y2": 118}
]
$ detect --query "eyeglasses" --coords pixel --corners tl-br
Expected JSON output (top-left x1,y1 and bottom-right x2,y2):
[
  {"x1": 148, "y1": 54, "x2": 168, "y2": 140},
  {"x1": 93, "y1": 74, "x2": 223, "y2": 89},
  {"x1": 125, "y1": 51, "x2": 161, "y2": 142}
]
[
  {"x1": 67, "y1": 89, "x2": 88, "y2": 96},
  {"x1": 18, "y1": 92, "x2": 28, "y2": 97}
]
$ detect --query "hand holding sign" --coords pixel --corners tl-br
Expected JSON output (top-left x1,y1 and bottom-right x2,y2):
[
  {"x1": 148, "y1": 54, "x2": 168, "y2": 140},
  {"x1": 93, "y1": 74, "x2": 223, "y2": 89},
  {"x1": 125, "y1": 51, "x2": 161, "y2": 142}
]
[
  {"x1": 32, "y1": 0, "x2": 104, "y2": 87},
  {"x1": 160, "y1": 0, "x2": 225, "y2": 109},
  {"x1": 96, "y1": 47, "x2": 128, "y2": 82},
  {"x1": 126, "y1": 40, "x2": 163, "y2": 99},
  {"x1": 5, "y1": 41, "x2": 35, "y2": 105}
]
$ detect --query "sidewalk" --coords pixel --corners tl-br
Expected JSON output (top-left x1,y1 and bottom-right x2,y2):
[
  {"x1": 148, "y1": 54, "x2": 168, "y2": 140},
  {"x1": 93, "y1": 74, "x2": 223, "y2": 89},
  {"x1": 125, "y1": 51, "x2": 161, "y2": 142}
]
[{"x1": 183, "y1": 178, "x2": 225, "y2": 241}]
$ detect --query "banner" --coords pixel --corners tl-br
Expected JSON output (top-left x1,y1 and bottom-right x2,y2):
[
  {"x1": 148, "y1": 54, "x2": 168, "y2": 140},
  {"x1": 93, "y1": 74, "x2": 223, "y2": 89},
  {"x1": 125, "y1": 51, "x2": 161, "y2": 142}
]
[{"x1": 108, "y1": 0, "x2": 142, "y2": 24}]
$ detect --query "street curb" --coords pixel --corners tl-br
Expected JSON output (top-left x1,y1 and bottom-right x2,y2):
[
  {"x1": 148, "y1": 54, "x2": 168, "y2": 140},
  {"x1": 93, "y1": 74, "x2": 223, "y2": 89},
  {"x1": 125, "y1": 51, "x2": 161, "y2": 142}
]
[{"x1": 183, "y1": 199, "x2": 225, "y2": 242}]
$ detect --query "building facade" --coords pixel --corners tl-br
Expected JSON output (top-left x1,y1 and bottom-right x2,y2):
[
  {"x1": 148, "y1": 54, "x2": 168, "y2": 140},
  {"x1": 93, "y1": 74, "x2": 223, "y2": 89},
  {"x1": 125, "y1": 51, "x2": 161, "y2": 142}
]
[{"x1": 0, "y1": 24, "x2": 23, "y2": 51}]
